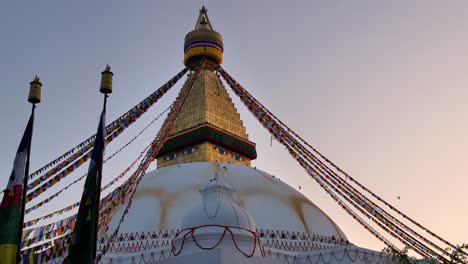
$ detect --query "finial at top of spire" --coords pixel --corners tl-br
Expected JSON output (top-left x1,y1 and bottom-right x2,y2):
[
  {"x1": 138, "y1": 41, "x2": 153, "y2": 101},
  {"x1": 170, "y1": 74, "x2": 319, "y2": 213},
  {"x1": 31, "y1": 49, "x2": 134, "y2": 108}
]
[
  {"x1": 201, "y1": 5, "x2": 207, "y2": 14},
  {"x1": 195, "y1": 5, "x2": 213, "y2": 30}
]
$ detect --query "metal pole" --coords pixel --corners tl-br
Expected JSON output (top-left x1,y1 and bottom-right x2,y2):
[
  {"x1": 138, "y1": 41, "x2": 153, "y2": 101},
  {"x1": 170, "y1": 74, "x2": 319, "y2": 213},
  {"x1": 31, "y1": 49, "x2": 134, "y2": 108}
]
[
  {"x1": 93, "y1": 94, "x2": 107, "y2": 262},
  {"x1": 17, "y1": 103, "x2": 36, "y2": 262}
]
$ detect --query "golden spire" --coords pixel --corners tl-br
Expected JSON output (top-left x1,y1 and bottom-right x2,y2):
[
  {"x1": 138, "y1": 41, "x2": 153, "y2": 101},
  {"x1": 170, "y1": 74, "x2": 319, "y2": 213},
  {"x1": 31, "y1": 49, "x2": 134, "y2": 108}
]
[
  {"x1": 184, "y1": 6, "x2": 223, "y2": 68},
  {"x1": 156, "y1": 8, "x2": 256, "y2": 168}
]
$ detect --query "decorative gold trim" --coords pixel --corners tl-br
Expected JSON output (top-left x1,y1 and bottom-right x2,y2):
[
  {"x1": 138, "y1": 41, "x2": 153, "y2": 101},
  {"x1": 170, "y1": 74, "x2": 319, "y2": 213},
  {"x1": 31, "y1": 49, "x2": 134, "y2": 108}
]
[
  {"x1": 166, "y1": 123, "x2": 255, "y2": 147},
  {"x1": 184, "y1": 46, "x2": 223, "y2": 65}
]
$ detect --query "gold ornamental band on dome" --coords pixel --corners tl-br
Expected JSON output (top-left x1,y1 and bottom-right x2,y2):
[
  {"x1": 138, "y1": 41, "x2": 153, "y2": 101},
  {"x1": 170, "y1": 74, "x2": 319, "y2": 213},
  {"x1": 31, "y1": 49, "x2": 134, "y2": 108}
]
[
  {"x1": 28, "y1": 75, "x2": 42, "y2": 104},
  {"x1": 184, "y1": 46, "x2": 223, "y2": 66}
]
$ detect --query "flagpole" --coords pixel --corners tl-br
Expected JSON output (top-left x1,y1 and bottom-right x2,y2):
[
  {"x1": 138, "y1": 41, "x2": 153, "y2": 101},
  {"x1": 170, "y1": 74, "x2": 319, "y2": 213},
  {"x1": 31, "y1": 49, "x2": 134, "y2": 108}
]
[
  {"x1": 16, "y1": 76, "x2": 42, "y2": 261},
  {"x1": 94, "y1": 65, "x2": 112, "y2": 262},
  {"x1": 93, "y1": 93, "x2": 107, "y2": 262}
]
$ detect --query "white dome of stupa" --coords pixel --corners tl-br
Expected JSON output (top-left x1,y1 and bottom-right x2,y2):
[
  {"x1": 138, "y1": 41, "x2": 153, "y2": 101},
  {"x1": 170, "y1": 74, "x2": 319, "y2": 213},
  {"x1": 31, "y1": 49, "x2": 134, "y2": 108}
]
[{"x1": 104, "y1": 162, "x2": 347, "y2": 241}]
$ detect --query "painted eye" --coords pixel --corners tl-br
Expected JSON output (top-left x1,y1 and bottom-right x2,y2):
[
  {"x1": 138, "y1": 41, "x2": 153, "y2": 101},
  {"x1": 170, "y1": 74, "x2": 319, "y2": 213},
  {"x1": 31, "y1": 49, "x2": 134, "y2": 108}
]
[
  {"x1": 233, "y1": 155, "x2": 242, "y2": 161},
  {"x1": 216, "y1": 148, "x2": 226, "y2": 155},
  {"x1": 166, "y1": 153, "x2": 177, "y2": 161},
  {"x1": 184, "y1": 148, "x2": 195, "y2": 155}
]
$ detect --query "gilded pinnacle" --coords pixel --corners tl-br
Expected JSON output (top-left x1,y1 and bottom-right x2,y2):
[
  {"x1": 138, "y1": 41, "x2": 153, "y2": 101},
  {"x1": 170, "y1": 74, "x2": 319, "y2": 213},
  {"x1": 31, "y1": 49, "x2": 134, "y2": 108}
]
[
  {"x1": 29, "y1": 75, "x2": 42, "y2": 104},
  {"x1": 100, "y1": 65, "x2": 113, "y2": 94}
]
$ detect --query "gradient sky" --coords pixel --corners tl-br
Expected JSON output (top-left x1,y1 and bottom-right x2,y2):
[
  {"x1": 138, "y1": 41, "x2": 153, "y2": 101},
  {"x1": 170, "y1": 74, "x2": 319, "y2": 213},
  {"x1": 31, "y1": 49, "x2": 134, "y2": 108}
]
[{"x1": 1, "y1": 1, "x2": 467, "y2": 254}]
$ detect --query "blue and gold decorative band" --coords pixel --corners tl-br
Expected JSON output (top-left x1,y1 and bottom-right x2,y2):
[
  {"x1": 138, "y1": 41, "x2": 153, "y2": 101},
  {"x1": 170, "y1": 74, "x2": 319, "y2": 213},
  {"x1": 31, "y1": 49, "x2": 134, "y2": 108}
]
[{"x1": 184, "y1": 41, "x2": 223, "y2": 53}]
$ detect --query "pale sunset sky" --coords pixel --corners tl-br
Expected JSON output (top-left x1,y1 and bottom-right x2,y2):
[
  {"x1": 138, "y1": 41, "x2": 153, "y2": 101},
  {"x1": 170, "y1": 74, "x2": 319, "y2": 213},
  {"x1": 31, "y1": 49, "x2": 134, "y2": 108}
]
[{"x1": 0, "y1": 1, "x2": 467, "y2": 255}]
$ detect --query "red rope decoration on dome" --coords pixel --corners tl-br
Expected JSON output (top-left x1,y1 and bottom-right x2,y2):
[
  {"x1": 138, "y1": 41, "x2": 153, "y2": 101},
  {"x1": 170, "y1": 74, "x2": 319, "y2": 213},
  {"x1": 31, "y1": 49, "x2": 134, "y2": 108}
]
[
  {"x1": 171, "y1": 224, "x2": 265, "y2": 258},
  {"x1": 263, "y1": 248, "x2": 392, "y2": 264}
]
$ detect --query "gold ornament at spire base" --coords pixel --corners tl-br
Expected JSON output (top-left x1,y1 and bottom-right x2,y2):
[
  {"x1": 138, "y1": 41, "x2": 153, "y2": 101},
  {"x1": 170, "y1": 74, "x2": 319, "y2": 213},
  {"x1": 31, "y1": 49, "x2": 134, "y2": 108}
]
[
  {"x1": 184, "y1": 6, "x2": 223, "y2": 69},
  {"x1": 100, "y1": 65, "x2": 113, "y2": 94},
  {"x1": 28, "y1": 75, "x2": 42, "y2": 104}
]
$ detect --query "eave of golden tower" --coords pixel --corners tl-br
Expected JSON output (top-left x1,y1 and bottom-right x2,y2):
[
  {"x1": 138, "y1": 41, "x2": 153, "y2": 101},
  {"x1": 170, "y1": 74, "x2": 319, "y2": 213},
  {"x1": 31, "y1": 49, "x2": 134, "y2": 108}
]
[
  {"x1": 156, "y1": 7, "x2": 256, "y2": 168},
  {"x1": 156, "y1": 68, "x2": 256, "y2": 168}
]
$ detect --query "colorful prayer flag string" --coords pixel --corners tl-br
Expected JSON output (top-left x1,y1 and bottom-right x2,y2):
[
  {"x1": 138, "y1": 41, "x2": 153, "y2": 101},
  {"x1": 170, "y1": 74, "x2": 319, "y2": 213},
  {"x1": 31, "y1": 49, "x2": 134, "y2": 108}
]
[
  {"x1": 99, "y1": 62, "x2": 207, "y2": 258},
  {"x1": 27, "y1": 68, "x2": 188, "y2": 184},
  {"x1": 219, "y1": 67, "x2": 453, "y2": 262},
  {"x1": 25, "y1": 69, "x2": 187, "y2": 201},
  {"x1": 25, "y1": 106, "x2": 170, "y2": 214}
]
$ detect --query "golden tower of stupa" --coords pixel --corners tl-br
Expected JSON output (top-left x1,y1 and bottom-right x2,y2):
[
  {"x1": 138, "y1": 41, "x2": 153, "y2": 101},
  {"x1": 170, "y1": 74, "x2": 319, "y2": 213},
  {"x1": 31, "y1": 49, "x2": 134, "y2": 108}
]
[{"x1": 156, "y1": 6, "x2": 257, "y2": 167}]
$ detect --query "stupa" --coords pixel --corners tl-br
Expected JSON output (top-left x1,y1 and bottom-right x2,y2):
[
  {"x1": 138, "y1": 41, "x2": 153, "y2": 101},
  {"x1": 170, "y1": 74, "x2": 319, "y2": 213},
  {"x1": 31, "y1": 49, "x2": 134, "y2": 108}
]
[
  {"x1": 13, "y1": 4, "x2": 463, "y2": 263},
  {"x1": 96, "y1": 6, "x2": 386, "y2": 264}
]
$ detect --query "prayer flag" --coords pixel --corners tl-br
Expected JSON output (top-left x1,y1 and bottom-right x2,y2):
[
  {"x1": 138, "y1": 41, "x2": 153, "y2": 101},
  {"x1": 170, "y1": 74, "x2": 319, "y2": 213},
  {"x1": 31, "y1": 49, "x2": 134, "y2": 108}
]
[
  {"x1": 68, "y1": 107, "x2": 106, "y2": 263},
  {"x1": 0, "y1": 113, "x2": 34, "y2": 264}
]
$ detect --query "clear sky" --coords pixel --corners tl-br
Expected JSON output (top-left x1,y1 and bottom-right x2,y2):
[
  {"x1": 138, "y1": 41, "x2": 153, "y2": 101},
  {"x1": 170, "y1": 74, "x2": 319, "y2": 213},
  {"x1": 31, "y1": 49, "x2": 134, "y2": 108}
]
[{"x1": 1, "y1": 0, "x2": 467, "y2": 254}]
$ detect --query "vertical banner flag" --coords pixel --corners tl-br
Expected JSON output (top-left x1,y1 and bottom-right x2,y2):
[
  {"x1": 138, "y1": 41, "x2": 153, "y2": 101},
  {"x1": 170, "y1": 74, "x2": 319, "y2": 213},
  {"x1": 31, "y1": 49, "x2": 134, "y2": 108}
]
[
  {"x1": 0, "y1": 113, "x2": 34, "y2": 264},
  {"x1": 68, "y1": 106, "x2": 106, "y2": 263}
]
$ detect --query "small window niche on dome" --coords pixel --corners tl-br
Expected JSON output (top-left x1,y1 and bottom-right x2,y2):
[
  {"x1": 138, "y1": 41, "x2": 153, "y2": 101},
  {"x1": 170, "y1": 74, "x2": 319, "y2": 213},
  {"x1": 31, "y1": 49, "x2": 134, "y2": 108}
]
[
  {"x1": 215, "y1": 147, "x2": 226, "y2": 155},
  {"x1": 183, "y1": 147, "x2": 196, "y2": 155},
  {"x1": 165, "y1": 153, "x2": 177, "y2": 161}
]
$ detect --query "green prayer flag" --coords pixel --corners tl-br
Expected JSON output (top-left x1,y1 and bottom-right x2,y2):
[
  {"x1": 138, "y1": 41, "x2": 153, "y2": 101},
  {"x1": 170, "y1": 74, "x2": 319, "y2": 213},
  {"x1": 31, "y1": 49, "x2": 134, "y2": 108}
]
[{"x1": 68, "y1": 108, "x2": 106, "y2": 264}]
